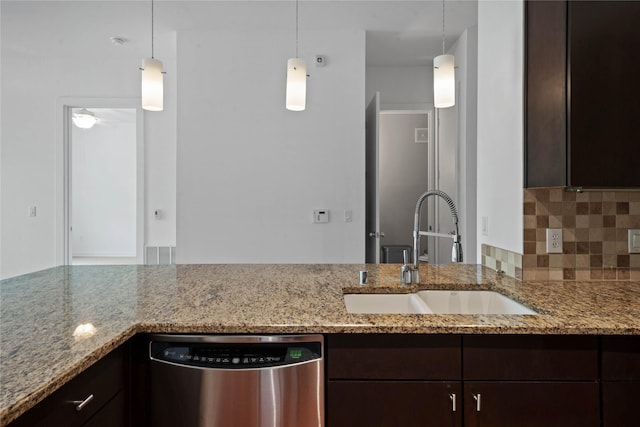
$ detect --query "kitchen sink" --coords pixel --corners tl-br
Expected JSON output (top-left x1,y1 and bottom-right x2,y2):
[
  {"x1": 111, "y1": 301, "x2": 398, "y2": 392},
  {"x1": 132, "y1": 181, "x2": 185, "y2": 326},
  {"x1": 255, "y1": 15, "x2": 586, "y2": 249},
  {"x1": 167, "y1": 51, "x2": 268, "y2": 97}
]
[
  {"x1": 343, "y1": 293, "x2": 433, "y2": 314},
  {"x1": 416, "y1": 290, "x2": 537, "y2": 315},
  {"x1": 344, "y1": 290, "x2": 537, "y2": 315}
]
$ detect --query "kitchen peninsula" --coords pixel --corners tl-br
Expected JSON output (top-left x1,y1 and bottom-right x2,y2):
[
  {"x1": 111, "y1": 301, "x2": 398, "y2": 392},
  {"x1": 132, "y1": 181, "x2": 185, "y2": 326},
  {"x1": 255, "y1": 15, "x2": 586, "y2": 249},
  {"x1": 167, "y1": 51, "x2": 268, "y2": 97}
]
[{"x1": 1, "y1": 264, "x2": 639, "y2": 425}]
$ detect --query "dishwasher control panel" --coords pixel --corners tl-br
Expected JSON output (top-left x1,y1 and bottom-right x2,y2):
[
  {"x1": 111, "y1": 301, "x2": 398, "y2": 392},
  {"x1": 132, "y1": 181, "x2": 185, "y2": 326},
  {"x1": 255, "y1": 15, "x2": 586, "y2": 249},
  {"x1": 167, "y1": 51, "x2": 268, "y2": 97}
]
[{"x1": 150, "y1": 340, "x2": 322, "y2": 369}]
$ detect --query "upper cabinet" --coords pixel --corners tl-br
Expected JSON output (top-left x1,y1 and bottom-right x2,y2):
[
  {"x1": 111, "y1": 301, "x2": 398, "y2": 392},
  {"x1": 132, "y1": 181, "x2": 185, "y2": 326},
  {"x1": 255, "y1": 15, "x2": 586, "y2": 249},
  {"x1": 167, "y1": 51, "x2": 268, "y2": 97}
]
[{"x1": 525, "y1": 0, "x2": 640, "y2": 188}]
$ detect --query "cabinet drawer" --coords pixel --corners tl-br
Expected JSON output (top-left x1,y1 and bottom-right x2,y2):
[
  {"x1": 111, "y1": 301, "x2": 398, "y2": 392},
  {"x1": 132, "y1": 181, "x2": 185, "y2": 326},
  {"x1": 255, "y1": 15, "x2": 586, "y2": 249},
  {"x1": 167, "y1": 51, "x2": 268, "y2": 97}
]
[
  {"x1": 464, "y1": 381, "x2": 600, "y2": 427},
  {"x1": 463, "y1": 335, "x2": 598, "y2": 380},
  {"x1": 10, "y1": 346, "x2": 126, "y2": 427},
  {"x1": 327, "y1": 334, "x2": 461, "y2": 380},
  {"x1": 328, "y1": 380, "x2": 461, "y2": 427},
  {"x1": 602, "y1": 336, "x2": 640, "y2": 380}
]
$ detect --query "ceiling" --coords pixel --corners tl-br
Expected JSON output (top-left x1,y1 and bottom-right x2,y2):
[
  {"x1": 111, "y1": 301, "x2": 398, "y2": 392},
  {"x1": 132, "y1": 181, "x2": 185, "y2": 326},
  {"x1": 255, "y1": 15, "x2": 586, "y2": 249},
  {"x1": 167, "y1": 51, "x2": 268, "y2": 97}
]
[{"x1": 1, "y1": 0, "x2": 478, "y2": 66}]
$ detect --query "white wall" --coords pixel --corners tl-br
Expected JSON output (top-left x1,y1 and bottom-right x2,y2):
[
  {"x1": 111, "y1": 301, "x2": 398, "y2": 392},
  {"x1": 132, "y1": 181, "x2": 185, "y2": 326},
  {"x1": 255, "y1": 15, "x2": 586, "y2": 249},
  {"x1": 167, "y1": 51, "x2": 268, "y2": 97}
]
[
  {"x1": 0, "y1": 38, "x2": 177, "y2": 279},
  {"x1": 476, "y1": 0, "x2": 524, "y2": 259},
  {"x1": 71, "y1": 112, "x2": 137, "y2": 257},
  {"x1": 366, "y1": 65, "x2": 433, "y2": 109},
  {"x1": 176, "y1": 30, "x2": 365, "y2": 263},
  {"x1": 447, "y1": 27, "x2": 478, "y2": 265}
]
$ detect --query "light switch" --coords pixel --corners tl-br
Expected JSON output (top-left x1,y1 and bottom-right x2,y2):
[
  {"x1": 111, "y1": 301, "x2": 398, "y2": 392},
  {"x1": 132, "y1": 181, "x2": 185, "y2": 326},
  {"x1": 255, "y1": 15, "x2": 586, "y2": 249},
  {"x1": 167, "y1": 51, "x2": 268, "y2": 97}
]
[{"x1": 629, "y1": 229, "x2": 640, "y2": 254}]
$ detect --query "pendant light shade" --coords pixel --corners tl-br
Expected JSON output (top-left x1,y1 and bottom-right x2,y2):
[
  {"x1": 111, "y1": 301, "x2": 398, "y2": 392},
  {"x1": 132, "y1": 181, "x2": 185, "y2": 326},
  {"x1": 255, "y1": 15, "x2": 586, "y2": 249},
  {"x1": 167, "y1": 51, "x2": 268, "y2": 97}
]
[
  {"x1": 72, "y1": 109, "x2": 97, "y2": 129},
  {"x1": 286, "y1": 0, "x2": 306, "y2": 111},
  {"x1": 286, "y1": 58, "x2": 307, "y2": 111},
  {"x1": 141, "y1": 57, "x2": 164, "y2": 111},
  {"x1": 434, "y1": 0, "x2": 455, "y2": 108},
  {"x1": 433, "y1": 54, "x2": 455, "y2": 108},
  {"x1": 140, "y1": 0, "x2": 163, "y2": 112}
]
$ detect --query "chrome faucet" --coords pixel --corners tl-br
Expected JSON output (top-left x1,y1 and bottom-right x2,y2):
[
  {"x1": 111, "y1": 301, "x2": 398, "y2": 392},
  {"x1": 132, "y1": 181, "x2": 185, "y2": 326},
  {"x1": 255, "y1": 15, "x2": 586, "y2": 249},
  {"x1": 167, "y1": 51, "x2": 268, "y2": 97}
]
[{"x1": 411, "y1": 190, "x2": 463, "y2": 283}]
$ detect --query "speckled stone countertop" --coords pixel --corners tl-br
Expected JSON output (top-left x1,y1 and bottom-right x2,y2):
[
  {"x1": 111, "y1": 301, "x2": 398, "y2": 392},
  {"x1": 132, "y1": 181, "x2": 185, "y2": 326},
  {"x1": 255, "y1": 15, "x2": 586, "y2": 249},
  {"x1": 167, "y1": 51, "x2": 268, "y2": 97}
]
[{"x1": 1, "y1": 263, "x2": 639, "y2": 424}]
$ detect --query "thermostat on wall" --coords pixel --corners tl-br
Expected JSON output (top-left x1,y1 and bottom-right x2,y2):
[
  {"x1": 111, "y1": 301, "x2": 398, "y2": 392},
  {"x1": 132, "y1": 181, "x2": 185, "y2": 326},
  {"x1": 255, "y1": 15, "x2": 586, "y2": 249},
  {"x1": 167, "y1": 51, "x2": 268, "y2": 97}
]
[{"x1": 313, "y1": 210, "x2": 329, "y2": 223}]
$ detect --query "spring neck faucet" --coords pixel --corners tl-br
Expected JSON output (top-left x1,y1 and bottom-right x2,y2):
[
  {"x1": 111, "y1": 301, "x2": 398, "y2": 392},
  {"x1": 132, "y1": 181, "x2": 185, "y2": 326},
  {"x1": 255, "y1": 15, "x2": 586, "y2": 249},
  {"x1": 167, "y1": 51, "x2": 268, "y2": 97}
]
[{"x1": 412, "y1": 190, "x2": 463, "y2": 282}]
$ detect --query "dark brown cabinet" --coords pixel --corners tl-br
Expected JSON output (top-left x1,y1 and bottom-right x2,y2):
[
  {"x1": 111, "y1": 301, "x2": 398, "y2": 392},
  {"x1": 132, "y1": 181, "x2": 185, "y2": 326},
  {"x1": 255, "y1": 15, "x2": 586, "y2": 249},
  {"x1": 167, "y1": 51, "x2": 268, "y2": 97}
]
[
  {"x1": 326, "y1": 334, "x2": 462, "y2": 427},
  {"x1": 327, "y1": 334, "x2": 601, "y2": 427},
  {"x1": 463, "y1": 335, "x2": 600, "y2": 427},
  {"x1": 601, "y1": 336, "x2": 640, "y2": 427},
  {"x1": 463, "y1": 382, "x2": 599, "y2": 427},
  {"x1": 525, "y1": 0, "x2": 640, "y2": 188},
  {"x1": 9, "y1": 344, "x2": 129, "y2": 427}
]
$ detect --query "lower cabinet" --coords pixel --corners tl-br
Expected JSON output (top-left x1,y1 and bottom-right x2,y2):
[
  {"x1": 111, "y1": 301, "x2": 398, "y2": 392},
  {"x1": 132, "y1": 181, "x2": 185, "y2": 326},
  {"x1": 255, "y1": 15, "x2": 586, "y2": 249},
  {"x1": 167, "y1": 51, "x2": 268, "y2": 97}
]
[
  {"x1": 463, "y1": 382, "x2": 599, "y2": 427},
  {"x1": 328, "y1": 381, "x2": 461, "y2": 427},
  {"x1": 326, "y1": 334, "x2": 462, "y2": 427},
  {"x1": 601, "y1": 336, "x2": 640, "y2": 427},
  {"x1": 327, "y1": 334, "x2": 601, "y2": 427},
  {"x1": 9, "y1": 343, "x2": 129, "y2": 427}
]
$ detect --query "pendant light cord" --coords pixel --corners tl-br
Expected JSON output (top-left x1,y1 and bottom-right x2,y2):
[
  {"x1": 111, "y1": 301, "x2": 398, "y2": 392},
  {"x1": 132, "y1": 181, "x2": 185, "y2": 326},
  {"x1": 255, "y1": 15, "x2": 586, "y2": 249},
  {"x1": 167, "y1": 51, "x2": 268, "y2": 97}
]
[
  {"x1": 295, "y1": 0, "x2": 299, "y2": 58},
  {"x1": 441, "y1": 0, "x2": 445, "y2": 55},
  {"x1": 151, "y1": 0, "x2": 155, "y2": 58}
]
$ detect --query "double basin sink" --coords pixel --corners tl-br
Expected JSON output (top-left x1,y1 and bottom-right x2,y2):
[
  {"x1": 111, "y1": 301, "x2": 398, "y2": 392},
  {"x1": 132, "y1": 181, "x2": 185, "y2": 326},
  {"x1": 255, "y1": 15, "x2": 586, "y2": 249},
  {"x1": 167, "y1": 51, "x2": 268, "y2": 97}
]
[{"x1": 344, "y1": 290, "x2": 537, "y2": 315}]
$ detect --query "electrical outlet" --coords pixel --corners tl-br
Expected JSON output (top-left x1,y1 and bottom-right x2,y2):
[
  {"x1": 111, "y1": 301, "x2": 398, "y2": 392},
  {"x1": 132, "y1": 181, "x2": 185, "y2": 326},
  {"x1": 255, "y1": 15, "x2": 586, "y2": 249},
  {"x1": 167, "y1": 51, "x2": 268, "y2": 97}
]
[
  {"x1": 546, "y1": 228, "x2": 563, "y2": 253},
  {"x1": 629, "y1": 229, "x2": 640, "y2": 254}
]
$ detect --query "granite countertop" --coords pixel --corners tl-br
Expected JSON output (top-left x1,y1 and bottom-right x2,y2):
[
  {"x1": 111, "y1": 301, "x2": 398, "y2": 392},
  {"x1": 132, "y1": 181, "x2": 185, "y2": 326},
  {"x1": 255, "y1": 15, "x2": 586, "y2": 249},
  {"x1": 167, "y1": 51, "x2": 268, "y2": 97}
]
[{"x1": 1, "y1": 263, "x2": 639, "y2": 424}]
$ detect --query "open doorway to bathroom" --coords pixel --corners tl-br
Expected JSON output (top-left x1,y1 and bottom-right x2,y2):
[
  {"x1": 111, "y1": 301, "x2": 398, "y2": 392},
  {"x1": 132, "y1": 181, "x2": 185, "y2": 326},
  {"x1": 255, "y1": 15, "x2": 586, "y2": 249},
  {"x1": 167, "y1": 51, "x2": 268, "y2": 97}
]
[{"x1": 64, "y1": 104, "x2": 144, "y2": 265}]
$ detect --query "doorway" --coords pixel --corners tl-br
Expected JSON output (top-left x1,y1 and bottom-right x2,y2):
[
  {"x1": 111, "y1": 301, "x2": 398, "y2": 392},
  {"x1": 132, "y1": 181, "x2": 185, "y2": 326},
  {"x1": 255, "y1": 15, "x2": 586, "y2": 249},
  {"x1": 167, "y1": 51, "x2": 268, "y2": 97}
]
[
  {"x1": 365, "y1": 92, "x2": 436, "y2": 263},
  {"x1": 63, "y1": 102, "x2": 144, "y2": 265}
]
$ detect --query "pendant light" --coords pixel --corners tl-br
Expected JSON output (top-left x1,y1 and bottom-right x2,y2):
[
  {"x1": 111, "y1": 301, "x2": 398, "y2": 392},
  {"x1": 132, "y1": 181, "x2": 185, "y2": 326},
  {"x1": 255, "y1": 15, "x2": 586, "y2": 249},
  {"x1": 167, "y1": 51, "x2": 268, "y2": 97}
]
[
  {"x1": 140, "y1": 0, "x2": 163, "y2": 111},
  {"x1": 433, "y1": 0, "x2": 455, "y2": 108},
  {"x1": 72, "y1": 109, "x2": 97, "y2": 129},
  {"x1": 286, "y1": 0, "x2": 306, "y2": 111}
]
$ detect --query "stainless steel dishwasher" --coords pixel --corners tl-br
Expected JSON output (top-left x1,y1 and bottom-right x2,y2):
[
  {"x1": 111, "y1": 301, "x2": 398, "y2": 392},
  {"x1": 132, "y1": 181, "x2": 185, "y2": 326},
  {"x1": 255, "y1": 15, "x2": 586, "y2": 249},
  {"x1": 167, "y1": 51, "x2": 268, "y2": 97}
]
[{"x1": 149, "y1": 334, "x2": 324, "y2": 427}]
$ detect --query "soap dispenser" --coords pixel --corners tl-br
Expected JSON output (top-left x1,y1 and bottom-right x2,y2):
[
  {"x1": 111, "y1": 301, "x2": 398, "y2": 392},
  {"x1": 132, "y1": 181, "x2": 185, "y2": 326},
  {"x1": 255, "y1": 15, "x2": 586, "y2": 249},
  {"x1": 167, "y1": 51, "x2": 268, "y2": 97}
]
[{"x1": 401, "y1": 249, "x2": 412, "y2": 285}]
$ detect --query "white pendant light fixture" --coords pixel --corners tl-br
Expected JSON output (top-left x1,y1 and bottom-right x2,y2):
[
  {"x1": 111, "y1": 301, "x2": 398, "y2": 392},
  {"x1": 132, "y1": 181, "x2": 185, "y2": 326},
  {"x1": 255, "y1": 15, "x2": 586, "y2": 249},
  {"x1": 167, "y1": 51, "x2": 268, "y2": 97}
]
[
  {"x1": 72, "y1": 109, "x2": 97, "y2": 129},
  {"x1": 286, "y1": 0, "x2": 306, "y2": 111},
  {"x1": 433, "y1": 0, "x2": 455, "y2": 108},
  {"x1": 140, "y1": 0, "x2": 163, "y2": 111}
]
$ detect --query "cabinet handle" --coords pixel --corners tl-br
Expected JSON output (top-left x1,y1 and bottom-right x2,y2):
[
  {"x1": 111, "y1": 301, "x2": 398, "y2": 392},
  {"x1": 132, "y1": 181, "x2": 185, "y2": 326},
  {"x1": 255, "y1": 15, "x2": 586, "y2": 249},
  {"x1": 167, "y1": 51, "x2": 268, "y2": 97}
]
[
  {"x1": 449, "y1": 393, "x2": 456, "y2": 412},
  {"x1": 73, "y1": 394, "x2": 94, "y2": 412},
  {"x1": 473, "y1": 393, "x2": 481, "y2": 412}
]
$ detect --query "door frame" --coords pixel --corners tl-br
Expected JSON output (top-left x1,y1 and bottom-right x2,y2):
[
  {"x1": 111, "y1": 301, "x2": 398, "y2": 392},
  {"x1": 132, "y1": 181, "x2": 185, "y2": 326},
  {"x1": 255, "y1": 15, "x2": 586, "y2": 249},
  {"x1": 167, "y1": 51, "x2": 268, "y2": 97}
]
[
  {"x1": 56, "y1": 97, "x2": 145, "y2": 265},
  {"x1": 376, "y1": 106, "x2": 437, "y2": 263}
]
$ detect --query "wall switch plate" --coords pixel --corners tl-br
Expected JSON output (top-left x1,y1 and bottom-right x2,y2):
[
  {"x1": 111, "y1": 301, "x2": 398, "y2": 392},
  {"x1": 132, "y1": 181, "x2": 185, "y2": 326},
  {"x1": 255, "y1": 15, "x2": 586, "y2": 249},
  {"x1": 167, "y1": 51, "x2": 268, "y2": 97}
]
[
  {"x1": 313, "y1": 210, "x2": 329, "y2": 223},
  {"x1": 344, "y1": 210, "x2": 352, "y2": 223},
  {"x1": 629, "y1": 229, "x2": 640, "y2": 254},
  {"x1": 546, "y1": 228, "x2": 563, "y2": 253},
  {"x1": 28, "y1": 206, "x2": 37, "y2": 217},
  {"x1": 481, "y1": 216, "x2": 489, "y2": 237}
]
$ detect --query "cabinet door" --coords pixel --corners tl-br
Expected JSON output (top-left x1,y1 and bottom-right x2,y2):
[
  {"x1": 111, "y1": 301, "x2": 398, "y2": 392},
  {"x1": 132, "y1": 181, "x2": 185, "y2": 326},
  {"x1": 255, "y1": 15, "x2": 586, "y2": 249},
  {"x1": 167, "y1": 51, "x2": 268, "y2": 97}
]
[
  {"x1": 83, "y1": 392, "x2": 127, "y2": 427},
  {"x1": 9, "y1": 345, "x2": 128, "y2": 427},
  {"x1": 464, "y1": 382, "x2": 599, "y2": 427},
  {"x1": 327, "y1": 381, "x2": 461, "y2": 427},
  {"x1": 602, "y1": 381, "x2": 640, "y2": 427},
  {"x1": 525, "y1": 0, "x2": 567, "y2": 188},
  {"x1": 569, "y1": 1, "x2": 640, "y2": 187}
]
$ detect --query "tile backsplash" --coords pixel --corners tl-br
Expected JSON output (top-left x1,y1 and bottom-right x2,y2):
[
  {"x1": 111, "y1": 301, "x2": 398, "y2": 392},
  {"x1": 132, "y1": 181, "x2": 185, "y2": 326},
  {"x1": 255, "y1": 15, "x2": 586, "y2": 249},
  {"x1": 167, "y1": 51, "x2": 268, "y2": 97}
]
[
  {"x1": 481, "y1": 244, "x2": 523, "y2": 280},
  {"x1": 523, "y1": 188, "x2": 640, "y2": 281}
]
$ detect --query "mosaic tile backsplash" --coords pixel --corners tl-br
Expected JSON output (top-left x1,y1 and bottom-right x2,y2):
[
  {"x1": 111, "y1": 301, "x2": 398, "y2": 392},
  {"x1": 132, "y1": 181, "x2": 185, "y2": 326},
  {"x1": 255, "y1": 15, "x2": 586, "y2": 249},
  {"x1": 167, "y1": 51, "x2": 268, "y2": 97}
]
[
  {"x1": 481, "y1": 244, "x2": 523, "y2": 280},
  {"x1": 523, "y1": 188, "x2": 640, "y2": 281}
]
